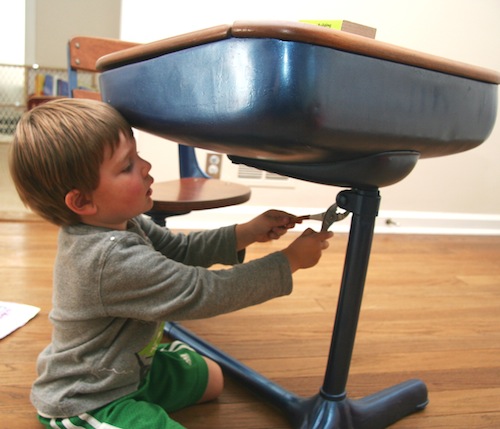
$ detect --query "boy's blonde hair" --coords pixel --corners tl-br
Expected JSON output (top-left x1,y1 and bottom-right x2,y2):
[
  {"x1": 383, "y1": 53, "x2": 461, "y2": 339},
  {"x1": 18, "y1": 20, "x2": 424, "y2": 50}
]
[{"x1": 9, "y1": 98, "x2": 134, "y2": 226}]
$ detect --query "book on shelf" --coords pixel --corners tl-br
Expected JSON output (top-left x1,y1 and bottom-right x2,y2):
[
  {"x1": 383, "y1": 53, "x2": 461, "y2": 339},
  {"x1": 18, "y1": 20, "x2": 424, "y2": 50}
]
[
  {"x1": 33, "y1": 74, "x2": 69, "y2": 98},
  {"x1": 42, "y1": 74, "x2": 53, "y2": 96},
  {"x1": 34, "y1": 74, "x2": 45, "y2": 96},
  {"x1": 56, "y1": 78, "x2": 69, "y2": 96}
]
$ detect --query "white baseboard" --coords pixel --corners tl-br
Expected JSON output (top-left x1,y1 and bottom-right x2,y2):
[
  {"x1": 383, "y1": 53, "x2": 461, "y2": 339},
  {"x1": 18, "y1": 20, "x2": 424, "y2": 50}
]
[
  {"x1": 374, "y1": 210, "x2": 500, "y2": 235},
  {"x1": 165, "y1": 206, "x2": 500, "y2": 236}
]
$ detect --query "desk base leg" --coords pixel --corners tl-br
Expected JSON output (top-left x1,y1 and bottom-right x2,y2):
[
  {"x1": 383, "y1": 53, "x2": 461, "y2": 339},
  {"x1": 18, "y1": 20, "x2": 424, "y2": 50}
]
[{"x1": 165, "y1": 322, "x2": 428, "y2": 429}]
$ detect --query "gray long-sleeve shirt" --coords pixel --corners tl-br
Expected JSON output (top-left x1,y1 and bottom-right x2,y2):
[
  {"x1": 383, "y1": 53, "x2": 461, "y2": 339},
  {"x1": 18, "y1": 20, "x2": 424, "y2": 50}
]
[{"x1": 32, "y1": 216, "x2": 292, "y2": 417}]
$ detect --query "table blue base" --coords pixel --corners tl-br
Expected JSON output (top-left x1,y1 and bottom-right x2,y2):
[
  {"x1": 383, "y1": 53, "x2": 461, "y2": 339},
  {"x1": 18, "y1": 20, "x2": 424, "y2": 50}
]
[{"x1": 165, "y1": 188, "x2": 429, "y2": 428}]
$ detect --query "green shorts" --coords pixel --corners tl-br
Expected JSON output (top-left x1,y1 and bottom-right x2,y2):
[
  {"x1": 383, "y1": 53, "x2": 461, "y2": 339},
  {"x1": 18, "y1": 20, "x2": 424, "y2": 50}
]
[{"x1": 38, "y1": 341, "x2": 208, "y2": 429}]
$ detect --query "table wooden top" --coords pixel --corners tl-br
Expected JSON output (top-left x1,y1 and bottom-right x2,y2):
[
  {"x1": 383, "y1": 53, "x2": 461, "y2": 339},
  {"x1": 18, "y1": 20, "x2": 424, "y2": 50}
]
[
  {"x1": 151, "y1": 178, "x2": 251, "y2": 212},
  {"x1": 97, "y1": 20, "x2": 500, "y2": 84}
]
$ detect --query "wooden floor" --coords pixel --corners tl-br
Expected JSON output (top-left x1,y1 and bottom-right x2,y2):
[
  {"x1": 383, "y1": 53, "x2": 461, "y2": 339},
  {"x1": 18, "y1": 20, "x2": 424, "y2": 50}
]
[{"x1": 1, "y1": 219, "x2": 499, "y2": 428}]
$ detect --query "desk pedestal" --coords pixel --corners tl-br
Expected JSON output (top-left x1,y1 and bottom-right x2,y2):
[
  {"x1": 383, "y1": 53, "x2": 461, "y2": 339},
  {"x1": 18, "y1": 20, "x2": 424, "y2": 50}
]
[{"x1": 165, "y1": 188, "x2": 429, "y2": 428}]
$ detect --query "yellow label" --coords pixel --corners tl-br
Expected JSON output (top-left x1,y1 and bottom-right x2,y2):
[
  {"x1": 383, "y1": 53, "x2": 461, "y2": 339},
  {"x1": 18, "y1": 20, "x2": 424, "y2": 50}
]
[{"x1": 300, "y1": 20, "x2": 345, "y2": 30}]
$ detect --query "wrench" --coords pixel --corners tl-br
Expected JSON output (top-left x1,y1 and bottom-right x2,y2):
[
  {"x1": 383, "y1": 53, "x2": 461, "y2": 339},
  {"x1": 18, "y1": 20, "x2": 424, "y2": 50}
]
[{"x1": 300, "y1": 203, "x2": 350, "y2": 232}]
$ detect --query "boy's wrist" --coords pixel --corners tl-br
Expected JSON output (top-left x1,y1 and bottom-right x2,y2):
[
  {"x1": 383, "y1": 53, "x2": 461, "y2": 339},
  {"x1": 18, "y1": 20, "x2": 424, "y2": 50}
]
[
  {"x1": 281, "y1": 248, "x2": 299, "y2": 273},
  {"x1": 235, "y1": 222, "x2": 254, "y2": 251}
]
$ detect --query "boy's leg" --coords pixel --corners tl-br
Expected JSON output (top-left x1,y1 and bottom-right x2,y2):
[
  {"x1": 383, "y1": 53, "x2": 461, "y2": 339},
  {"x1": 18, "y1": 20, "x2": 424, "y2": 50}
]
[
  {"x1": 38, "y1": 341, "x2": 221, "y2": 429},
  {"x1": 144, "y1": 341, "x2": 221, "y2": 412},
  {"x1": 197, "y1": 356, "x2": 224, "y2": 403}
]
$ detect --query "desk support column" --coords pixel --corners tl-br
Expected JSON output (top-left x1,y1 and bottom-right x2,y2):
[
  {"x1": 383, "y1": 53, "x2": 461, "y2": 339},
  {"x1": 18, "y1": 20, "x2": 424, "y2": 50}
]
[
  {"x1": 321, "y1": 188, "x2": 380, "y2": 399},
  {"x1": 165, "y1": 186, "x2": 428, "y2": 429}
]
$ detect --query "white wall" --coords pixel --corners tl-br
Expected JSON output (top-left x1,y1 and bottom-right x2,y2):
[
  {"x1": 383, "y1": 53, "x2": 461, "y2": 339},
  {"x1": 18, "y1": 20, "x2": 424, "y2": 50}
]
[
  {"x1": 0, "y1": 0, "x2": 25, "y2": 64},
  {"x1": 121, "y1": 1, "x2": 500, "y2": 232},
  {"x1": 29, "y1": 0, "x2": 121, "y2": 68}
]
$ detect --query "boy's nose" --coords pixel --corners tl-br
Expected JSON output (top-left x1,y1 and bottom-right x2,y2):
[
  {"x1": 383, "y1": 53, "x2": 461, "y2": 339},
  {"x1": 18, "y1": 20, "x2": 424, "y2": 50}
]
[{"x1": 141, "y1": 158, "x2": 152, "y2": 176}]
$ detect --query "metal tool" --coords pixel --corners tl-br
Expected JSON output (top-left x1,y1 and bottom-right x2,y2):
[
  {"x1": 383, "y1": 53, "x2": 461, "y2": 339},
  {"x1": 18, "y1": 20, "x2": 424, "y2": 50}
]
[{"x1": 301, "y1": 203, "x2": 350, "y2": 232}]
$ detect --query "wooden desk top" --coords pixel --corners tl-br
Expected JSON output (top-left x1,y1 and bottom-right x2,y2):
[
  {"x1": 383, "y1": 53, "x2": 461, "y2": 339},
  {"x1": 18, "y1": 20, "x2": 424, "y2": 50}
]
[{"x1": 97, "y1": 20, "x2": 500, "y2": 85}]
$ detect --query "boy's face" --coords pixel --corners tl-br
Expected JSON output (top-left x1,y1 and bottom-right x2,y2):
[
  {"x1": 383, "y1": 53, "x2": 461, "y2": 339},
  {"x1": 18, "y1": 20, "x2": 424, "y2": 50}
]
[{"x1": 86, "y1": 132, "x2": 155, "y2": 230}]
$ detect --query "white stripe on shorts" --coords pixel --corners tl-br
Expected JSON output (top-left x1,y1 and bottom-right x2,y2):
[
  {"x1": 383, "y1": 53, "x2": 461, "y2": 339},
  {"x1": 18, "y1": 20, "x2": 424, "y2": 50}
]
[
  {"x1": 60, "y1": 417, "x2": 85, "y2": 429},
  {"x1": 79, "y1": 413, "x2": 122, "y2": 429},
  {"x1": 166, "y1": 340, "x2": 195, "y2": 353},
  {"x1": 48, "y1": 413, "x2": 123, "y2": 429}
]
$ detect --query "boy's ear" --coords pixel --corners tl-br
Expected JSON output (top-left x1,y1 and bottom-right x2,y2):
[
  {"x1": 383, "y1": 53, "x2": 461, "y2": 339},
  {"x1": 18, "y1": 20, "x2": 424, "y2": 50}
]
[{"x1": 65, "y1": 189, "x2": 97, "y2": 216}]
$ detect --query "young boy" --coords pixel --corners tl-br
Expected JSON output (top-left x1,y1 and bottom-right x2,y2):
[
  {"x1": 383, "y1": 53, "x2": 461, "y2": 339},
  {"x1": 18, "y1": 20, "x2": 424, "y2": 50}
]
[{"x1": 9, "y1": 98, "x2": 333, "y2": 429}]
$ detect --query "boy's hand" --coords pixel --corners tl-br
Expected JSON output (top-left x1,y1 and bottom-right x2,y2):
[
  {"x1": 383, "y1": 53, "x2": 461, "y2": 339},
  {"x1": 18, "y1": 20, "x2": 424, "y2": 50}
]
[
  {"x1": 282, "y1": 228, "x2": 333, "y2": 272},
  {"x1": 236, "y1": 210, "x2": 303, "y2": 250}
]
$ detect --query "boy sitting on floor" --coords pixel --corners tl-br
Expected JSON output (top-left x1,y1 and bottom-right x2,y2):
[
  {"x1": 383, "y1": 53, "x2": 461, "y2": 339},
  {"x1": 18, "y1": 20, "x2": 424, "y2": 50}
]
[{"x1": 9, "y1": 98, "x2": 333, "y2": 429}]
